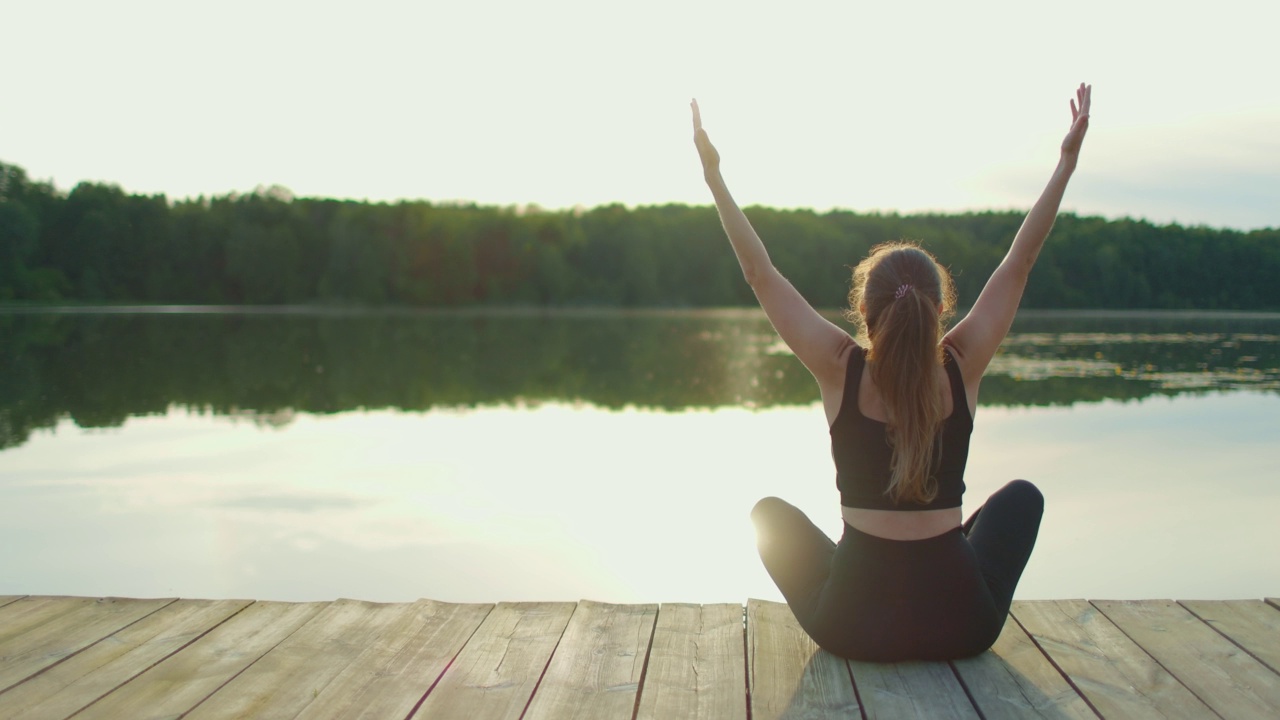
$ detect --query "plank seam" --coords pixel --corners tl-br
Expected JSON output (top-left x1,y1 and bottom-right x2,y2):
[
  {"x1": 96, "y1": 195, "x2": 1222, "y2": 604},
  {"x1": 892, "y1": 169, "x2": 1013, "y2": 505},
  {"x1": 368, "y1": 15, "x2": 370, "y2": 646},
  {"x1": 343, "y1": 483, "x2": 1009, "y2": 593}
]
[
  {"x1": 402, "y1": 603, "x2": 496, "y2": 720},
  {"x1": 627, "y1": 603, "x2": 661, "y2": 720},
  {"x1": 170, "y1": 601, "x2": 323, "y2": 720},
  {"x1": 1008, "y1": 608, "x2": 1105, "y2": 720},
  {"x1": 840, "y1": 659, "x2": 868, "y2": 720},
  {"x1": 0, "y1": 597, "x2": 180, "y2": 697},
  {"x1": 55, "y1": 599, "x2": 255, "y2": 720},
  {"x1": 741, "y1": 604, "x2": 752, "y2": 720},
  {"x1": 1178, "y1": 600, "x2": 1280, "y2": 677},
  {"x1": 0, "y1": 598, "x2": 101, "y2": 695},
  {"x1": 1088, "y1": 600, "x2": 1227, "y2": 720},
  {"x1": 1266, "y1": 598, "x2": 1280, "y2": 613},
  {"x1": 515, "y1": 601, "x2": 578, "y2": 720},
  {"x1": 0, "y1": 596, "x2": 27, "y2": 610},
  {"x1": 945, "y1": 660, "x2": 986, "y2": 720}
]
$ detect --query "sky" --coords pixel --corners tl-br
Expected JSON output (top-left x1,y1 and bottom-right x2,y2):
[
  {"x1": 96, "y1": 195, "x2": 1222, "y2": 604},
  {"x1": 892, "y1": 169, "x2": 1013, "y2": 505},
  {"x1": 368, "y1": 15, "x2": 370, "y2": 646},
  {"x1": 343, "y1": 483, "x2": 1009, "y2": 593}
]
[{"x1": 4, "y1": 0, "x2": 1278, "y2": 230}]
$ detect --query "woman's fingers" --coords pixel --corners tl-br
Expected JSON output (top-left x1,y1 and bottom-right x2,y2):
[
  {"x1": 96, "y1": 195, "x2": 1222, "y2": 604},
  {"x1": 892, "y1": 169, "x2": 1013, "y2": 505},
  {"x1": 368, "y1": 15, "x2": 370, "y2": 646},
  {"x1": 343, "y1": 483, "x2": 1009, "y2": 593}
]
[
  {"x1": 691, "y1": 98, "x2": 720, "y2": 172},
  {"x1": 1075, "y1": 83, "x2": 1090, "y2": 117},
  {"x1": 1069, "y1": 83, "x2": 1091, "y2": 124},
  {"x1": 1060, "y1": 84, "x2": 1091, "y2": 158}
]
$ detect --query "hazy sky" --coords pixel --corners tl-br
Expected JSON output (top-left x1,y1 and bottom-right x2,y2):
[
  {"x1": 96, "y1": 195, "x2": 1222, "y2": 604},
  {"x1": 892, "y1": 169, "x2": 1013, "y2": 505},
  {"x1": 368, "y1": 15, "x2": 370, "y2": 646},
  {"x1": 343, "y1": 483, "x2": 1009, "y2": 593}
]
[{"x1": 5, "y1": 0, "x2": 1277, "y2": 229}]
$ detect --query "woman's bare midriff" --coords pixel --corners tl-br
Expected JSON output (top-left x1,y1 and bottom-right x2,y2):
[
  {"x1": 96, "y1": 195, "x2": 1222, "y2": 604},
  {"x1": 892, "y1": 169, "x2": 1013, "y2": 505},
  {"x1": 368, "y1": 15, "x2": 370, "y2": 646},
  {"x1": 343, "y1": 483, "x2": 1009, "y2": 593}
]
[{"x1": 842, "y1": 506, "x2": 963, "y2": 541}]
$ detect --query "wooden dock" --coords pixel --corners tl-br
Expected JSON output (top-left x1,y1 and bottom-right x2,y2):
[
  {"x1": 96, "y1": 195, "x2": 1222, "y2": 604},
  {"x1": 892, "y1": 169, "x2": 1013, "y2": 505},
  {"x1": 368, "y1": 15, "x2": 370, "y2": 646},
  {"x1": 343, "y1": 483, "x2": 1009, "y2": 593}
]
[{"x1": 1, "y1": 595, "x2": 1279, "y2": 719}]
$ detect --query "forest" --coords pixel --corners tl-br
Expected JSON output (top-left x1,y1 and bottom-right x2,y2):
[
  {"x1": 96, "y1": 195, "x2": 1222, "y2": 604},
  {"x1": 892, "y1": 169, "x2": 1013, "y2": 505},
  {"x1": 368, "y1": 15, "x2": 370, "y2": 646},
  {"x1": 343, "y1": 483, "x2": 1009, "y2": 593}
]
[{"x1": 2, "y1": 160, "x2": 1278, "y2": 310}]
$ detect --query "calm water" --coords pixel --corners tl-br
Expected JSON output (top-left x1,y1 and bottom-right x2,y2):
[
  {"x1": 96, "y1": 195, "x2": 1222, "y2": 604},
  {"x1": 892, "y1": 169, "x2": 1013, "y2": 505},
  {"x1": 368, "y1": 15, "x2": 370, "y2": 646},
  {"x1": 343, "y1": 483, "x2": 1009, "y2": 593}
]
[{"x1": 1, "y1": 308, "x2": 1278, "y2": 603}]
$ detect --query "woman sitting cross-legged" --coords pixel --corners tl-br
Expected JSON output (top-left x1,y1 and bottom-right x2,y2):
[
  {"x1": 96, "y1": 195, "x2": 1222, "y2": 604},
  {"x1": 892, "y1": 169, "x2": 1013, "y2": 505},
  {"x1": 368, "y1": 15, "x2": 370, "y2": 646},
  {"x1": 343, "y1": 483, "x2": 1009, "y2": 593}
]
[{"x1": 692, "y1": 84, "x2": 1091, "y2": 661}]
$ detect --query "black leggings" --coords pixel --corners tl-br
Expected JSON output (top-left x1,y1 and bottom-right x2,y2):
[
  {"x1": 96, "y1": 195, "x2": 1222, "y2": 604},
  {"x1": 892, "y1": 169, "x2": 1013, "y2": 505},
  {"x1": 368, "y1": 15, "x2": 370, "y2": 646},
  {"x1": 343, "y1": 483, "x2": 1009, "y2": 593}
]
[{"x1": 751, "y1": 479, "x2": 1043, "y2": 662}]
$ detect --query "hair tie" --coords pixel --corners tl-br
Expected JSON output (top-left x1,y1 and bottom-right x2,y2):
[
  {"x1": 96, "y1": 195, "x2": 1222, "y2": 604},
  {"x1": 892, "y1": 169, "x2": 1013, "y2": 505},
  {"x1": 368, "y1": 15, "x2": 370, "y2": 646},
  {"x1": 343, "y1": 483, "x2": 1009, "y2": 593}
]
[{"x1": 894, "y1": 283, "x2": 912, "y2": 300}]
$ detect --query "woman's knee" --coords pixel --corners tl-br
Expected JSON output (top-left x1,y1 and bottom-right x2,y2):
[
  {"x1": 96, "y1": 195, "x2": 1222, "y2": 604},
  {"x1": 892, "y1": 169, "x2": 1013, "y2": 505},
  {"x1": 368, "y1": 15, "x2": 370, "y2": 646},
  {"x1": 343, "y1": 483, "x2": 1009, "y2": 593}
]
[
  {"x1": 988, "y1": 479, "x2": 1039, "y2": 525},
  {"x1": 750, "y1": 496, "x2": 802, "y2": 549},
  {"x1": 751, "y1": 496, "x2": 790, "y2": 525},
  {"x1": 1000, "y1": 479, "x2": 1044, "y2": 515}
]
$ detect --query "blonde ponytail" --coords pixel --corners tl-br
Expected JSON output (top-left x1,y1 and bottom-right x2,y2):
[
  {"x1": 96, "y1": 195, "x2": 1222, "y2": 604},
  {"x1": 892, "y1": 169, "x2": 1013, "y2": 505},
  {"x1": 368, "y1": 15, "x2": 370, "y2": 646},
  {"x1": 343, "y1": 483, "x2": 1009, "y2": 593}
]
[{"x1": 847, "y1": 242, "x2": 957, "y2": 504}]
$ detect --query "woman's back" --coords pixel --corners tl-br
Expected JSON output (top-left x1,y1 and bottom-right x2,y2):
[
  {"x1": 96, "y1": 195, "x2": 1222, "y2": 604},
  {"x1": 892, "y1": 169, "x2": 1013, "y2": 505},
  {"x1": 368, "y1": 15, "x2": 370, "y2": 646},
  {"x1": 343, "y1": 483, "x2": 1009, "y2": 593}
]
[{"x1": 832, "y1": 345, "x2": 970, "y2": 540}]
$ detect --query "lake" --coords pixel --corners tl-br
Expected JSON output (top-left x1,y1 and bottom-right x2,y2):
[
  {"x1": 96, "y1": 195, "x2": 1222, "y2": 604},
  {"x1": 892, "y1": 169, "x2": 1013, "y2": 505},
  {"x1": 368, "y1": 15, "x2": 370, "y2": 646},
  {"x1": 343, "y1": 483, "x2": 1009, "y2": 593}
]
[{"x1": 1, "y1": 308, "x2": 1278, "y2": 604}]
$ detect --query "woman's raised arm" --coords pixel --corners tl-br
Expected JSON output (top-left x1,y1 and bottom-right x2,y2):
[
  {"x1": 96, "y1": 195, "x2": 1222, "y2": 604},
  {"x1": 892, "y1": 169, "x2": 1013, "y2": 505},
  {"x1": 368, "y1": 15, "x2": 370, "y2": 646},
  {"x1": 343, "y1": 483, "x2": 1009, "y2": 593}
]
[
  {"x1": 945, "y1": 84, "x2": 1092, "y2": 384},
  {"x1": 693, "y1": 100, "x2": 853, "y2": 388}
]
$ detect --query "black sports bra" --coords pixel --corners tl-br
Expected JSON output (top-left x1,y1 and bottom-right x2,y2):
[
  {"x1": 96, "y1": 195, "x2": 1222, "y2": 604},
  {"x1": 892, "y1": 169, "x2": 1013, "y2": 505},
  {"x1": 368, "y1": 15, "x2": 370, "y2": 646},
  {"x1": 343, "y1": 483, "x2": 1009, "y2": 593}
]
[{"x1": 830, "y1": 345, "x2": 973, "y2": 510}]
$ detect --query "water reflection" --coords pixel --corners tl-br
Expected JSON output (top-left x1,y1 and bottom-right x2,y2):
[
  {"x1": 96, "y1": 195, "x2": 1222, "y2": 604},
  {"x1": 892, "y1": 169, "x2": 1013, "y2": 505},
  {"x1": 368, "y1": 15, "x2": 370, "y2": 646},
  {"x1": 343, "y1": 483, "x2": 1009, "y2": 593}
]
[
  {"x1": 1, "y1": 309, "x2": 1279, "y2": 603},
  {"x1": 1, "y1": 309, "x2": 1278, "y2": 451},
  {"x1": 4, "y1": 393, "x2": 1278, "y2": 603},
  {"x1": 0, "y1": 406, "x2": 783, "y2": 603}
]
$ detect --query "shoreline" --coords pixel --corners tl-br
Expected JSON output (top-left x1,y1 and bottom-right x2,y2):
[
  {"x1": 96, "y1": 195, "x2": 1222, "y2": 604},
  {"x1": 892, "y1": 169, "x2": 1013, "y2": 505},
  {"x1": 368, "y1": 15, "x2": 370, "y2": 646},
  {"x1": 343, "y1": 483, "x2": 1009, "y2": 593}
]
[{"x1": 4, "y1": 303, "x2": 1280, "y2": 321}]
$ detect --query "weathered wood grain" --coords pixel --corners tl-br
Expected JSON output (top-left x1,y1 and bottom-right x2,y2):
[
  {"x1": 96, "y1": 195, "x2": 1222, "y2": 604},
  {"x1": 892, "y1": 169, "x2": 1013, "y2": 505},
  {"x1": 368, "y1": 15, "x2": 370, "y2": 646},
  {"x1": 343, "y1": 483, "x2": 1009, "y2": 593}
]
[
  {"x1": 521, "y1": 600, "x2": 658, "y2": 720},
  {"x1": 950, "y1": 612, "x2": 1096, "y2": 720},
  {"x1": 2, "y1": 595, "x2": 1277, "y2": 719},
  {"x1": 0, "y1": 599, "x2": 250, "y2": 720},
  {"x1": 0, "y1": 597, "x2": 101, "y2": 650},
  {"x1": 634, "y1": 603, "x2": 747, "y2": 720},
  {"x1": 1012, "y1": 599, "x2": 1213, "y2": 719},
  {"x1": 1180, "y1": 600, "x2": 1280, "y2": 674},
  {"x1": 1095, "y1": 599, "x2": 1280, "y2": 719},
  {"x1": 411, "y1": 602, "x2": 577, "y2": 720},
  {"x1": 184, "y1": 599, "x2": 420, "y2": 719},
  {"x1": 848, "y1": 660, "x2": 979, "y2": 719},
  {"x1": 71, "y1": 600, "x2": 323, "y2": 720},
  {"x1": 0, "y1": 597, "x2": 173, "y2": 693},
  {"x1": 296, "y1": 600, "x2": 492, "y2": 720},
  {"x1": 745, "y1": 599, "x2": 860, "y2": 720}
]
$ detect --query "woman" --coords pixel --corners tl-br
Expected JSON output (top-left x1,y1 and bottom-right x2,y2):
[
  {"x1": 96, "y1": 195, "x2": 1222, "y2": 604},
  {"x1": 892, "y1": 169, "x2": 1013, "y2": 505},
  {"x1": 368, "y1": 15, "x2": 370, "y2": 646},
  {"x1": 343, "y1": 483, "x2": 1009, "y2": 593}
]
[{"x1": 692, "y1": 84, "x2": 1091, "y2": 661}]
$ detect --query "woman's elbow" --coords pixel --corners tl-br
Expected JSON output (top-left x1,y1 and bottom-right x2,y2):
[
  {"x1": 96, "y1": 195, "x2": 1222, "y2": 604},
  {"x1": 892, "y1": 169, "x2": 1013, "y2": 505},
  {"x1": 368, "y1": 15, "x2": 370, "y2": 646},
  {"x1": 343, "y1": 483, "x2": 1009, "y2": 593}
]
[{"x1": 742, "y1": 262, "x2": 777, "y2": 288}]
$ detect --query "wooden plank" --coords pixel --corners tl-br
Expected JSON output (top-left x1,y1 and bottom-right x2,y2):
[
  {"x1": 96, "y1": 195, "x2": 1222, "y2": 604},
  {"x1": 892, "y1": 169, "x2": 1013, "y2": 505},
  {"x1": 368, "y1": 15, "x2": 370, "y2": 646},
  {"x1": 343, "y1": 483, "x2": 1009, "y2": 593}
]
[
  {"x1": 0, "y1": 599, "x2": 251, "y2": 720},
  {"x1": 745, "y1": 599, "x2": 860, "y2": 720},
  {"x1": 183, "y1": 599, "x2": 419, "y2": 719},
  {"x1": 1181, "y1": 600, "x2": 1280, "y2": 674},
  {"x1": 1268, "y1": 598, "x2": 1280, "y2": 612},
  {"x1": 296, "y1": 600, "x2": 493, "y2": 720},
  {"x1": 0, "y1": 596, "x2": 25, "y2": 609},
  {"x1": 1096, "y1": 599, "x2": 1280, "y2": 719},
  {"x1": 848, "y1": 660, "x2": 979, "y2": 719},
  {"x1": 951, "y1": 612, "x2": 1097, "y2": 720},
  {"x1": 411, "y1": 601, "x2": 576, "y2": 720},
  {"x1": 0, "y1": 597, "x2": 173, "y2": 693},
  {"x1": 634, "y1": 603, "x2": 747, "y2": 720},
  {"x1": 0, "y1": 597, "x2": 101, "y2": 649},
  {"x1": 71, "y1": 600, "x2": 324, "y2": 720},
  {"x1": 521, "y1": 600, "x2": 659, "y2": 720},
  {"x1": 1012, "y1": 600, "x2": 1214, "y2": 719}
]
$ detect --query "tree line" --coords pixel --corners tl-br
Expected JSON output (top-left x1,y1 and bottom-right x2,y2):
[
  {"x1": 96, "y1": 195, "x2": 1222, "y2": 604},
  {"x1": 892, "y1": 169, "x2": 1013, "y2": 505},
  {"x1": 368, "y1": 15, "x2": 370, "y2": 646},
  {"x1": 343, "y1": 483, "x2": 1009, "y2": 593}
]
[{"x1": 2, "y1": 160, "x2": 1278, "y2": 310}]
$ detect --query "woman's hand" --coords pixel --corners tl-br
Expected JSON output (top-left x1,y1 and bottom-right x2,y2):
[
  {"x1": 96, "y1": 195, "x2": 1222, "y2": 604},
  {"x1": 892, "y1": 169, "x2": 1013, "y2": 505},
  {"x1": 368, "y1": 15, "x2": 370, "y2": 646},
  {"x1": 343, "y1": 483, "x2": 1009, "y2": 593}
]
[
  {"x1": 692, "y1": 99, "x2": 721, "y2": 182},
  {"x1": 1060, "y1": 83, "x2": 1091, "y2": 164}
]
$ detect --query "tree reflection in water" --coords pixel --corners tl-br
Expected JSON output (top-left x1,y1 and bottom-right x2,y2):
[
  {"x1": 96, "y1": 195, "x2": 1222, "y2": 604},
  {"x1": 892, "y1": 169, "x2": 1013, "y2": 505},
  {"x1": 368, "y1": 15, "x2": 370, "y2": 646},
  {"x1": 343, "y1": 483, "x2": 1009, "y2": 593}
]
[{"x1": 2, "y1": 308, "x2": 1278, "y2": 451}]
